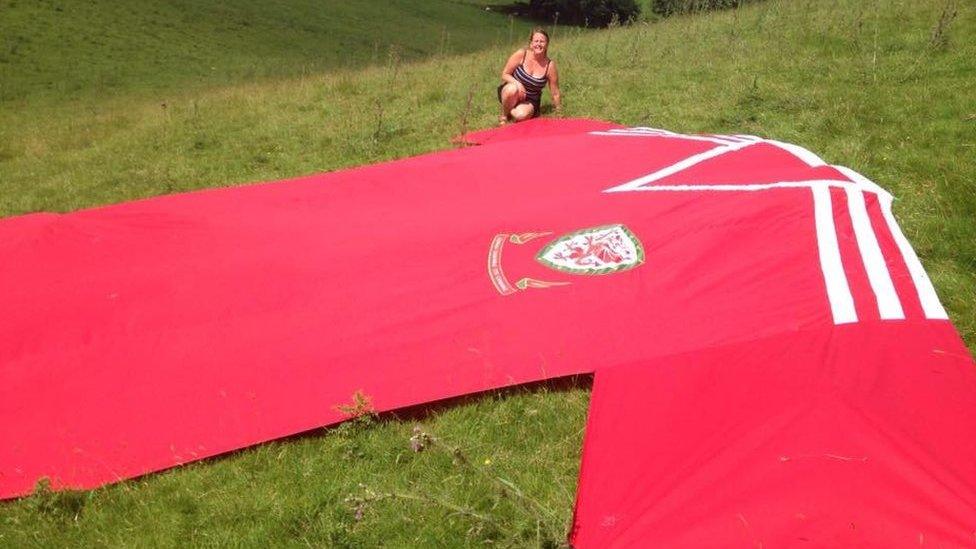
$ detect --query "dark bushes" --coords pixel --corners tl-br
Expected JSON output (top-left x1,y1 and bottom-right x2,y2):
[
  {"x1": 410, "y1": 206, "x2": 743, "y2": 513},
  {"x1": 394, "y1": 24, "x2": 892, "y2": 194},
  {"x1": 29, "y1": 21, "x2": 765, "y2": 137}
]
[
  {"x1": 515, "y1": 0, "x2": 642, "y2": 27},
  {"x1": 650, "y1": 0, "x2": 759, "y2": 17}
]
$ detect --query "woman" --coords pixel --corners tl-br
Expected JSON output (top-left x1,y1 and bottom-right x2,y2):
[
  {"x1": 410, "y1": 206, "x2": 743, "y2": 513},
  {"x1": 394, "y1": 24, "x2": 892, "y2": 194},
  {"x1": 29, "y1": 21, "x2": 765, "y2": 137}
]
[{"x1": 497, "y1": 28, "x2": 561, "y2": 124}]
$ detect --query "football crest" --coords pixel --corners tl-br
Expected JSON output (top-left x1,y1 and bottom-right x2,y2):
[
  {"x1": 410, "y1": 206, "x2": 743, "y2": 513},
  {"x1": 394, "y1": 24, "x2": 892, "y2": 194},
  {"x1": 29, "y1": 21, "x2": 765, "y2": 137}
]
[{"x1": 536, "y1": 224, "x2": 644, "y2": 275}]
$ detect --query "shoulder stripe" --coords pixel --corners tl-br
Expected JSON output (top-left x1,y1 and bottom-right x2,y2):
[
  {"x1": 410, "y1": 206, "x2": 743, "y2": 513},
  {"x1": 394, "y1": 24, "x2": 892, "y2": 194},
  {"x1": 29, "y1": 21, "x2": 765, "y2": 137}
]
[{"x1": 845, "y1": 186, "x2": 905, "y2": 319}]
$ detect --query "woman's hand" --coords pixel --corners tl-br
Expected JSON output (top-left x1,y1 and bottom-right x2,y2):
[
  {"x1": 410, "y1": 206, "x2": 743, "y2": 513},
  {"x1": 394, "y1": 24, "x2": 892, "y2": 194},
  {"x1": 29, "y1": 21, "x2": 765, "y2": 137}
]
[
  {"x1": 512, "y1": 80, "x2": 525, "y2": 95},
  {"x1": 502, "y1": 78, "x2": 526, "y2": 102},
  {"x1": 503, "y1": 76, "x2": 524, "y2": 96}
]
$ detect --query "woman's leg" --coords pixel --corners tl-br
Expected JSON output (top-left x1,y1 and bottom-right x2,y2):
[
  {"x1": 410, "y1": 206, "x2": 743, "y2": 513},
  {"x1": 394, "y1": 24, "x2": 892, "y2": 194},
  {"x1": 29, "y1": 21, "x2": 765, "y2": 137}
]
[
  {"x1": 510, "y1": 102, "x2": 536, "y2": 122},
  {"x1": 499, "y1": 83, "x2": 523, "y2": 123}
]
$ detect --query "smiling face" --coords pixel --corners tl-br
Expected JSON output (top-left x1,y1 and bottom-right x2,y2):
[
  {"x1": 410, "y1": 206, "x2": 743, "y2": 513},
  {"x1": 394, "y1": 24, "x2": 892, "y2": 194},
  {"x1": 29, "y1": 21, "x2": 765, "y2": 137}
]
[{"x1": 529, "y1": 31, "x2": 549, "y2": 56}]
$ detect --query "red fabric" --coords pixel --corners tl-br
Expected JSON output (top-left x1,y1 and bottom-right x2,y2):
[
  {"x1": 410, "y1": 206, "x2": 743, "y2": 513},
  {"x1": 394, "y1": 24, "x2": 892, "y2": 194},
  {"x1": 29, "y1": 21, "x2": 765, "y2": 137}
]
[
  {"x1": 572, "y1": 323, "x2": 976, "y2": 547},
  {"x1": 1, "y1": 119, "x2": 974, "y2": 548}
]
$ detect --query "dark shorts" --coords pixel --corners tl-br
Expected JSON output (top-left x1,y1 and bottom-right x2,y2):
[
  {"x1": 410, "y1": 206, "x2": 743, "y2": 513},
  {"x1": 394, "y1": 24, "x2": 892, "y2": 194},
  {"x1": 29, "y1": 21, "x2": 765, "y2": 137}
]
[{"x1": 497, "y1": 83, "x2": 540, "y2": 116}]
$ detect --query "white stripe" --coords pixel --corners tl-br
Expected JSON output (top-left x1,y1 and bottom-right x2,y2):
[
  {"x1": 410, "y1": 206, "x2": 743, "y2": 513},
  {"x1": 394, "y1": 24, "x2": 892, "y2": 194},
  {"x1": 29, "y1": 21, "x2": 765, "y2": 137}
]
[
  {"x1": 606, "y1": 128, "x2": 666, "y2": 134},
  {"x1": 607, "y1": 180, "x2": 854, "y2": 193},
  {"x1": 627, "y1": 127, "x2": 672, "y2": 133},
  {"x1": 765, "y1": 139, "x2": 827, "y2": 167},
  {"x1": 595, "y1": 131, "x2": 666, "y2": 137},
  {"x1": 833, "y1": 165, "x2": 892, "y2": 200},
  {"x1": 603, "y1": 142, "x2": 758, "y2": 193},
  {"x1": 812, "y1": 186, "x2": 858, "y2": 324},
  {"x1": 845, "y1": 187, "x2": 905, "y2": 319},
  {"x1": 709, "y1": 134, "x2": 751, "y2": 143},
  {"x1": 878, "y1": 195, "x2": 949, "y2": 319},
  {"x1": 591, "y1": 131, "x2": 742, "y2": 146}
]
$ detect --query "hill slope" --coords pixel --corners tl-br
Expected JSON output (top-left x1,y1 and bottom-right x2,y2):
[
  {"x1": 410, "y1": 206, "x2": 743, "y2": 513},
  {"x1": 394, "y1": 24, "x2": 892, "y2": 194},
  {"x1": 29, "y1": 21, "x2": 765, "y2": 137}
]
[{"x1": 0, "y1": 0, "x2": 535, "y2": 102}]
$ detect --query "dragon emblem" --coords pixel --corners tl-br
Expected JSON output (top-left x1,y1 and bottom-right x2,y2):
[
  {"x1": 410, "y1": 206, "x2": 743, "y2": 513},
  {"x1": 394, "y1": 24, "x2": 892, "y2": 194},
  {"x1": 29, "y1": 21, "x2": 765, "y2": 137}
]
[{"x1": 536, "y1": 224, "x2": 644, "y2": 275}]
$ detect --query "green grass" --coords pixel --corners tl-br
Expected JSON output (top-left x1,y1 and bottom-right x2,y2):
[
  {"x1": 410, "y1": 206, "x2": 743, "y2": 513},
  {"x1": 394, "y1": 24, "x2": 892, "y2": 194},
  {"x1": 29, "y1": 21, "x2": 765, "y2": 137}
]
[
  {"x1": 0, "y1": 0, "x2": 538, "y2": 104},
  {"x1": 1, "y1": 0, "x2": 974, "y2": 546},
  {"x1": 5, "y1": 383, "x2": 591, "y2": 547}
]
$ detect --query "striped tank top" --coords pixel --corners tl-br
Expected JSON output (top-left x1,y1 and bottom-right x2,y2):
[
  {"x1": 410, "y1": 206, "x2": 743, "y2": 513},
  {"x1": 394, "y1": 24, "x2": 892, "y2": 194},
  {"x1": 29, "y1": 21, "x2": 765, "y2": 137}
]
[{"x1": 513, "y1": 50, "x2": 550, "y2": 104}]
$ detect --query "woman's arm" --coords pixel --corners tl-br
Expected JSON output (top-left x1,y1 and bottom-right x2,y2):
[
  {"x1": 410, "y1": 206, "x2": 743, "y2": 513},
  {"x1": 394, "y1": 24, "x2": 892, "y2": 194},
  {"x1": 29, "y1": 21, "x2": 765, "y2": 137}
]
[
  {"x1": 548, "y1": 60, "x2": 561, "y2": 113},
  {"x1": 501, "y1": 49, "x2": 526, "y2": 93}
]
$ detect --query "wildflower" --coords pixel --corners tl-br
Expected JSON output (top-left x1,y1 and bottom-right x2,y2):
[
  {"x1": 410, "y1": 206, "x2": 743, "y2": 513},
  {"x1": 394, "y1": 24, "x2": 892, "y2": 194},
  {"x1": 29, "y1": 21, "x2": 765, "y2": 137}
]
[{"x1": 410, "y1": 425, "x2": 434, "y2": 452}]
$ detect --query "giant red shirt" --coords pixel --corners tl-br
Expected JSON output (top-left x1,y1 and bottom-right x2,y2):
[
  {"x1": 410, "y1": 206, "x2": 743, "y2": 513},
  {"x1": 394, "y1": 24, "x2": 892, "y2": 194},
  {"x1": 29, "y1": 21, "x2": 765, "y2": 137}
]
[{"x1": 2, "y1": 119, "x2": 973, "y2": 546}]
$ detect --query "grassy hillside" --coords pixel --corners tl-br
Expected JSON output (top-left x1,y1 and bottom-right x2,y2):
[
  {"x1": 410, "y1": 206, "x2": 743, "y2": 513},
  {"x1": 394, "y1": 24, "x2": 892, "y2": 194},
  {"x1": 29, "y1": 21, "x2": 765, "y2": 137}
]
[
  {"x1": 1, "y1": 0, "x2": 974, "y2": 546},
  {"x1": 0, "y1": 0, "x2": 536, "y2": 103}
]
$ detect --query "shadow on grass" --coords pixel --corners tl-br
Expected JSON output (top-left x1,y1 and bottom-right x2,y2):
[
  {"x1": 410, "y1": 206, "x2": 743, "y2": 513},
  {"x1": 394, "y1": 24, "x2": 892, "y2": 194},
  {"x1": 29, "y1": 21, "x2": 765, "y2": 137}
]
[{"x1": 374, "y1": 372, "x2": 592, "y2": 424}]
